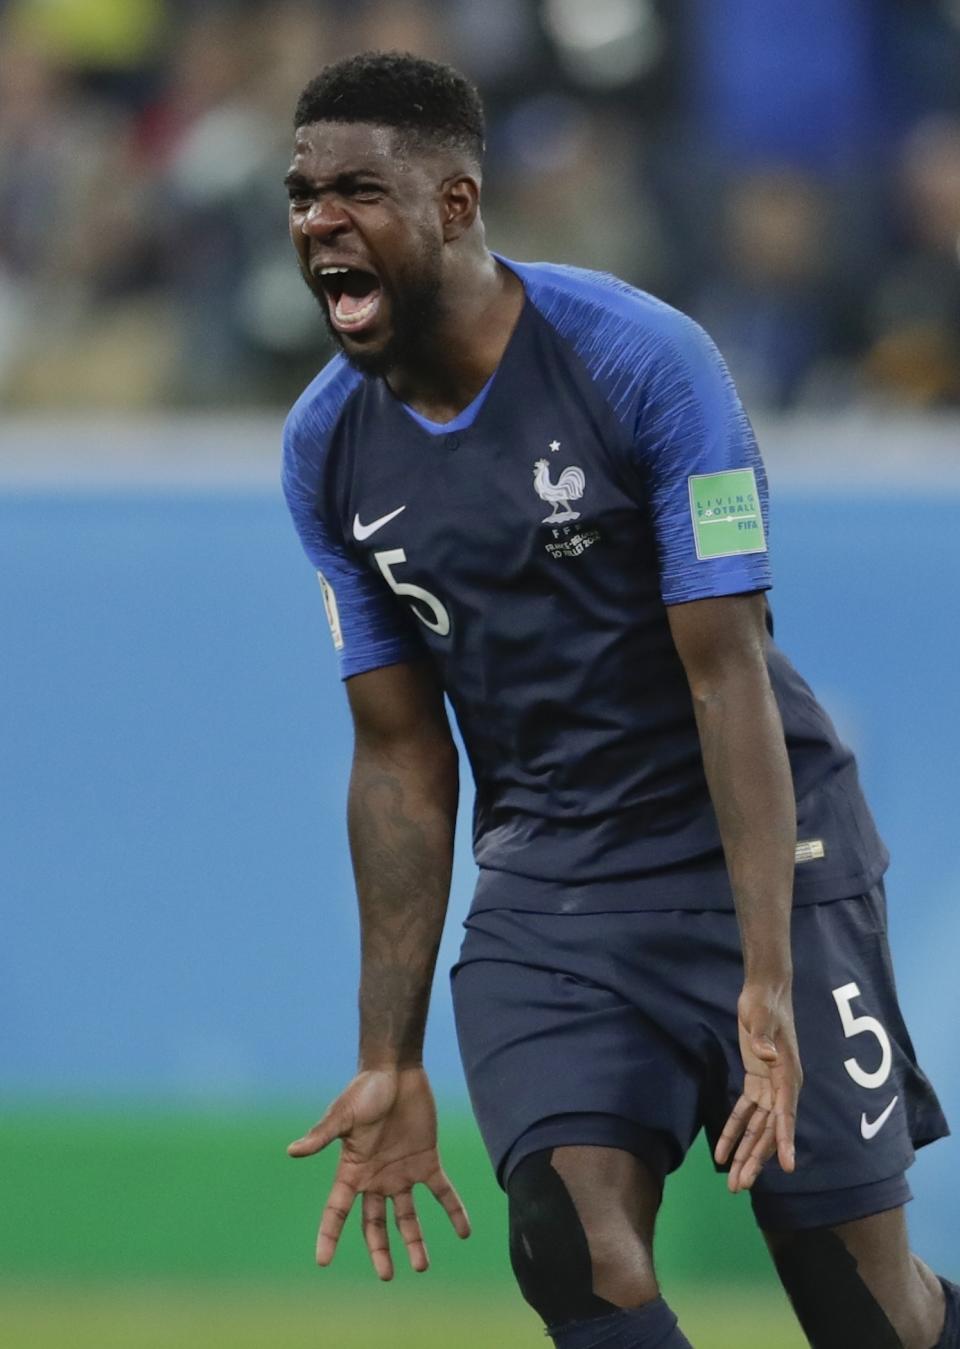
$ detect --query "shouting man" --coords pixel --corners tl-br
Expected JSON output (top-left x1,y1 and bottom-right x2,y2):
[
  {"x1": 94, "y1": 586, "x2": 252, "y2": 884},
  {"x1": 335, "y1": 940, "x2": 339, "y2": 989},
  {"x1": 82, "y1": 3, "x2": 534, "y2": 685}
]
[{"x1": 281, "y1": 51, "x2": 957, "y2": 1349}]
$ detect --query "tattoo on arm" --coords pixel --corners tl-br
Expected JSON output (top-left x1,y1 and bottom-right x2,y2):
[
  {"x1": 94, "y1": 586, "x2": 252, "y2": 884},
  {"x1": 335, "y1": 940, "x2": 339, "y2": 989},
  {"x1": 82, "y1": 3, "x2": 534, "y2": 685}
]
[{"x1": 348, "y1": 755, "x2": 456, "y2": 1067}]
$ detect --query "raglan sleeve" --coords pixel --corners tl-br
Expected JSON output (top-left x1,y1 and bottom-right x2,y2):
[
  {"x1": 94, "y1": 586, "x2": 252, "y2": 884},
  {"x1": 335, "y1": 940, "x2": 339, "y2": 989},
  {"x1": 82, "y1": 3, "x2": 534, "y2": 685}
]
[
  {"x1": 632, "y1": 310, "x2": 772, "y2": 606},
  {"x1": 282, "y1": 407, "x2": 423, "y2": 680}
]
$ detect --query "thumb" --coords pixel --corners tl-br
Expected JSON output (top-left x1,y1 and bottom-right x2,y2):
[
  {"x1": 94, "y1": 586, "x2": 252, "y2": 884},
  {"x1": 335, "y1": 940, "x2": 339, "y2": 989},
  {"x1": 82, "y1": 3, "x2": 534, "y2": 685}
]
[
  {"x1": 287, "y1": 1109, "x2": 344, "y2": 1158},
  {"x1": 751, "y1": 1032, "x2": 779, "y2": 1063}
]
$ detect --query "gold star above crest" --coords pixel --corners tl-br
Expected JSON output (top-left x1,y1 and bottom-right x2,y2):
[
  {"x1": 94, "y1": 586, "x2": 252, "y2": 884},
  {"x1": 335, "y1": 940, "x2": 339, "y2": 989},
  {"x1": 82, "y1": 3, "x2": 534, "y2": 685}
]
[{"x1": 549, "y1": 440, "x2": 561, "y2": 452}]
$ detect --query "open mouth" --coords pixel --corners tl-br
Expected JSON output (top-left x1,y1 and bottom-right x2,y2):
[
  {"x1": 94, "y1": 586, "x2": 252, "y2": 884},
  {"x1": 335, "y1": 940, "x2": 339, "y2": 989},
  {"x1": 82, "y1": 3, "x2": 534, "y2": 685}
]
[{"x1": 315, "y1": 265, "x2": 383, "y2": 336}]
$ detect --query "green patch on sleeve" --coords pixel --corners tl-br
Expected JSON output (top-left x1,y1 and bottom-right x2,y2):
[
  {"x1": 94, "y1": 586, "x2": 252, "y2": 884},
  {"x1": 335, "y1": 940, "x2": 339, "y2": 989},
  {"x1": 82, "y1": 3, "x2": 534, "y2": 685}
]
[{"x1": 689, "y1": 468, "x2": 767, "y2": 559}]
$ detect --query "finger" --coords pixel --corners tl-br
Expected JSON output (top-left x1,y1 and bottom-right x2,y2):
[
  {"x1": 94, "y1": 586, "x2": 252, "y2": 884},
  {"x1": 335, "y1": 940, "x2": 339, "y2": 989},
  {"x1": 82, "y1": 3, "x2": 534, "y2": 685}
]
[
  {"x1": 725, "y1": 1099, "x2": 770, "y2": 1191},
  {"x1": 392, "y1": 1190, "x2": 429, "y2": 1273},
  {"x1": 728, "y1": 1124, "x2": 761, "y2": 1192},
  {"x1": 428, "y1": 1170, "x2": 471, "y2": 1239},
  {"x1": 316, "y1": 1178, "x2": 357, "y2": 1267},
  {"x1": 362, "y1": 1192, "x2": 394, "y2": 1281},
  {"x1": 744, "y1": 1111, "x2": 782, "y2": 1187},
  {"x1": 735, "y1": 1112, "x2": 777, "y2": 1192},
  {"x1": 775, "y1": 1097, "x2": 798, "y2": 1173},
  {"x1": 732, "y1": 1104, "x2": 770, "y2": 1169},
  {"x1": 288, "y1": 1108, "x2": 345, "y2": 1157},
  {"x1": 714, "y1": 1096, "x2": 757, "y2": 1165}
]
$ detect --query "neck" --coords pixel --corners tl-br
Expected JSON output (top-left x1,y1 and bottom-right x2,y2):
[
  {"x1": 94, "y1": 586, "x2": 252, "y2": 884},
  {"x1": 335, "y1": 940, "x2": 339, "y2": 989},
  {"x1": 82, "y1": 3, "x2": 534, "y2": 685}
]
[{"x1": 386, "y1": 251, "x2": 524, "y2": 422}]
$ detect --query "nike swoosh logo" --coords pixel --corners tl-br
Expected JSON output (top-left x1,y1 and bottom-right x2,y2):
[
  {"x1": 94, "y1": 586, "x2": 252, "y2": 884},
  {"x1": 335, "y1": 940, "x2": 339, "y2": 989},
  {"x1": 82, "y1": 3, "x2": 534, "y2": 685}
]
[
  {"x1": 861, "y1": 1095, "x2": 898, "y2": 1141},
  {"x1": 353, "y1": 505, "x2": 406, "y2": 541}
]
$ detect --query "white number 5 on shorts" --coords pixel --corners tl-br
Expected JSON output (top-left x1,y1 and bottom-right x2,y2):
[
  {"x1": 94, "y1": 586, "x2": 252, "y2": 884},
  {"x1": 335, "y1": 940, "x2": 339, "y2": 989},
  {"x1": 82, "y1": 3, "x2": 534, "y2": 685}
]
[{"x1": 832, "y1": 982, "x2": 893, "y2": 1090}]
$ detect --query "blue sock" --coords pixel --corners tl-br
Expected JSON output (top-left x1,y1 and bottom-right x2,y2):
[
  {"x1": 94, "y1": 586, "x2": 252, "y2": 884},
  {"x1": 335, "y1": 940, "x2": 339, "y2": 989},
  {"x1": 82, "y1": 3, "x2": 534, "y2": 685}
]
[
  {"x1": 548, "y1": 1298, "x2": 693, "y2": 1349},
  {"x1": 936, "y1": 1279, "x2": 960, "y2": 1349}
]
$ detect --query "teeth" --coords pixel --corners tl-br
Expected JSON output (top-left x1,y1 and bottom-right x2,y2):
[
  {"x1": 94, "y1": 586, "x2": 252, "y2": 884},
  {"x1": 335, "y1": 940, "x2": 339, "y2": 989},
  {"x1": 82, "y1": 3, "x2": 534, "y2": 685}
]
[
  {"x1": 319, "y1": 265, "x2": 350, "y2": 275},
  {"x1": 335, "y1": 293, "x2": 379, "y2": 326}
]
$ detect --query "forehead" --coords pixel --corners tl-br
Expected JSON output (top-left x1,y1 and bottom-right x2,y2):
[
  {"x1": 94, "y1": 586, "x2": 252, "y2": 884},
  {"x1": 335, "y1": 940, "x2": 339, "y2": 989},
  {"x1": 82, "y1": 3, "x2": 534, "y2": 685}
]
[{"x1": 289, "y1": 121, "x2": 412, "y2": 181}]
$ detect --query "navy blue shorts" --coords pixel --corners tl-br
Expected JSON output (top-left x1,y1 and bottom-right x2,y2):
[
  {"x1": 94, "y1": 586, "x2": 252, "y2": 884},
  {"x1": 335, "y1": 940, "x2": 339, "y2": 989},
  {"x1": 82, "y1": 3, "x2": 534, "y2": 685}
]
[{"x1": 451, "y1": 882, "x2": 948, "y2": 1230}]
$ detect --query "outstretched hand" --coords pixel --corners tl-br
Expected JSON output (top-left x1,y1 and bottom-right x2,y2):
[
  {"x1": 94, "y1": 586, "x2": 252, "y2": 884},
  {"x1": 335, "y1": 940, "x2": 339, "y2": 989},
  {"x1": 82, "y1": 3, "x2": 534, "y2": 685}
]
[
  {"x1": 714, "y1": 983, "x2": 802, "y2": 1193},
  {"x1": 287, "y1": 1066, "x2": 471, "y2": 1278}
]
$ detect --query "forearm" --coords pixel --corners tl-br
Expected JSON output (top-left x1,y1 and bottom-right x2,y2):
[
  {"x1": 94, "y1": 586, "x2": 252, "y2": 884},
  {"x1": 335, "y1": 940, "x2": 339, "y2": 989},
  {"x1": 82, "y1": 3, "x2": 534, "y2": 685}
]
[
  {"x1": 348, "y1": 732, "x2": 458, "y2": 1070},
  {"x1": 692, "y1": 660, "x2": 796, "y2": 985}
]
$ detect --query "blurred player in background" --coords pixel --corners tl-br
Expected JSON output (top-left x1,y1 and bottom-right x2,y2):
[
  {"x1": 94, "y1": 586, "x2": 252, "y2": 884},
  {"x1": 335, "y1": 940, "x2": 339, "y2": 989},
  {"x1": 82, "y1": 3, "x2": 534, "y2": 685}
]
[{"x1": 281, "y1": 52, "x2": 958, "y2": 1349}]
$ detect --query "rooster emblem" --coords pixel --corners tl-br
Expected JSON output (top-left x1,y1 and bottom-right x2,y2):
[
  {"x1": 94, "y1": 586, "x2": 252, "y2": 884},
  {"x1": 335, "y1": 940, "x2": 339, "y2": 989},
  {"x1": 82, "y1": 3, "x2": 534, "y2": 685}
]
[{"x1": 533, "y1": 459, "x2": 585, "y2": 524}]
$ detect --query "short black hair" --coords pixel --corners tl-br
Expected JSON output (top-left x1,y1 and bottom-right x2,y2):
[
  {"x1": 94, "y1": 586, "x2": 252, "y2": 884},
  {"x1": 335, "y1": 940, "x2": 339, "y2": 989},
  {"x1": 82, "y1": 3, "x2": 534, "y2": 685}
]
[{"x1": 293, "y1": 51, "x2": 485, "y2": 166}]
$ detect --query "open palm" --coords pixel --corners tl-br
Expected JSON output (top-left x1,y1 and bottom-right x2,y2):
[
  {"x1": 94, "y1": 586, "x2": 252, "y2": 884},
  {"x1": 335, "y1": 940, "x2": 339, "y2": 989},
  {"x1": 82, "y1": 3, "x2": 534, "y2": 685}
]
[{"x1": 288, "y1": 1067, "x2": 471, "y2": 1278}]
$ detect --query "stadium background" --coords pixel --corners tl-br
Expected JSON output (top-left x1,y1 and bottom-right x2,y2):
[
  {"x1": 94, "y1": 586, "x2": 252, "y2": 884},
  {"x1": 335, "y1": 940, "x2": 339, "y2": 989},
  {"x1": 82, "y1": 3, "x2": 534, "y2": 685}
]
[{"x1": 3, "y1": 1, "x2": 959, "y2": 1345}]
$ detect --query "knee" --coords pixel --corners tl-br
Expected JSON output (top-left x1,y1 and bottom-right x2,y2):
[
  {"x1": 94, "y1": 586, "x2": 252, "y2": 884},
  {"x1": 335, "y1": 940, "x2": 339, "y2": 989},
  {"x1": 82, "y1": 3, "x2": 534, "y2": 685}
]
[
  {"x1": 583, "y1": 1228, "x2": 659, "y2": 1309},
  {"x1": 507, "y1": 1150, "x2": 658, "y2": 1325}
]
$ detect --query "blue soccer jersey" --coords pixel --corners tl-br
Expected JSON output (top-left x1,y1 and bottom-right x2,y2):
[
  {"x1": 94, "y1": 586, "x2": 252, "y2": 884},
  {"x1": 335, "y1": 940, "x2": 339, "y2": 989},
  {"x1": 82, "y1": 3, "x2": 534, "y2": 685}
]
[{"x1": 283, "y1": 259, "x2": 888, "y2": 909}]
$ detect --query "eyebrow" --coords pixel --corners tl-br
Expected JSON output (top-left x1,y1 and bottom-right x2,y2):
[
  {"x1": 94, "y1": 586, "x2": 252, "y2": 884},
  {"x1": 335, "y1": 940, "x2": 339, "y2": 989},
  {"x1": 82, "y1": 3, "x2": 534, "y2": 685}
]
[{"x1": 283, "y1": 168, "x2": 386, "y2": 191}]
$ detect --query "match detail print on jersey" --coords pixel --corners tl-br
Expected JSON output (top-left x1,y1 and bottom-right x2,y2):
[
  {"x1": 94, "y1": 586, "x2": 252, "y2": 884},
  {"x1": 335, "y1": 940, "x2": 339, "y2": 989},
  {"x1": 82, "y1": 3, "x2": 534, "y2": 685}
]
[
  {"x1": 688, "y1": 467, "x2": 767, "y2": 560},
  {"x1": 317, "y1": 571, "x2": 344, "y2": 650}
]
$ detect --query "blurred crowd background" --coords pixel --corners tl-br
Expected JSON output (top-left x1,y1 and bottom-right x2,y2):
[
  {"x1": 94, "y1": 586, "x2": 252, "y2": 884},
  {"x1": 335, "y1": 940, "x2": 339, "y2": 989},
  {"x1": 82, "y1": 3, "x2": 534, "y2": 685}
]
[{"x1": 3, "y1": 0, "x2": 960, "y2": 415}]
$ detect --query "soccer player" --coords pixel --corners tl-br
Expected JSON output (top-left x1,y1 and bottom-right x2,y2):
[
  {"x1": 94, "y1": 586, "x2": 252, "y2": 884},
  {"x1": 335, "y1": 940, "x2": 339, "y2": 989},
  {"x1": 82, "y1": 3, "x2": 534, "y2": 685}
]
[{"x1": 280, "y1": 52, "x2": 958, "y2": 1349}]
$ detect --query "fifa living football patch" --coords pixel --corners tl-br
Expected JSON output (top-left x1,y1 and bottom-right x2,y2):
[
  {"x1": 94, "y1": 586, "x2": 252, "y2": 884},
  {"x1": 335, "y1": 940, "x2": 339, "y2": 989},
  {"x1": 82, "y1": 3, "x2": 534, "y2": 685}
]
[{"x1": 688, "y1": 468, "x2": 767, "y2": 559}]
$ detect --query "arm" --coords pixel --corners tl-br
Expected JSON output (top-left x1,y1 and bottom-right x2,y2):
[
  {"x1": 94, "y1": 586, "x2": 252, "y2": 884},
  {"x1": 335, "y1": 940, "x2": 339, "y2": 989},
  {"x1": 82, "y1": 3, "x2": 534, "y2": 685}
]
[
  {"x1": 288, "y1": 660, "x2": 470, "y2": 1277},
  {"x1": 348, "y1": 660, "x2": 459, "y2": 1070},
  {"x1": 668, "y1": 591, "x2": 802, "y2": 1192}
]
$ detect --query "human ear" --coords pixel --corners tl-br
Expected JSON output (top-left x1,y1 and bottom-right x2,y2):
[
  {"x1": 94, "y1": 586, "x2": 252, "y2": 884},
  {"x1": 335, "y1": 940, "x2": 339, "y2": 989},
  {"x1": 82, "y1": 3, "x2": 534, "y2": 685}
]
[{"x1": 441, "y1": 175, "x2": 480, "y2": 241}]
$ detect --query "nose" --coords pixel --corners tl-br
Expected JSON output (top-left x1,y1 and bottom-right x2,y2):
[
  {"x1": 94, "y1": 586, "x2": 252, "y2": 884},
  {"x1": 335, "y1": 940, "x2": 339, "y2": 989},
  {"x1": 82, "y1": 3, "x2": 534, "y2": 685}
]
[{"x1": 300, "y1": 198, "x2": 351, "y2": 240}]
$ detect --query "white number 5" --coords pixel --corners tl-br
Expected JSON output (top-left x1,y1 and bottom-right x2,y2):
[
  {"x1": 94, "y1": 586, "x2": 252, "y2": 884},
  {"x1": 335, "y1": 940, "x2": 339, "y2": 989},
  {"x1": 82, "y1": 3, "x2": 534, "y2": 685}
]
[
  {"x1": 831, "y1": 982, "x2": 892, "y2": 1089},
  {"x1": 374, "y1": 547, "x2": 451, "y2": 637}
]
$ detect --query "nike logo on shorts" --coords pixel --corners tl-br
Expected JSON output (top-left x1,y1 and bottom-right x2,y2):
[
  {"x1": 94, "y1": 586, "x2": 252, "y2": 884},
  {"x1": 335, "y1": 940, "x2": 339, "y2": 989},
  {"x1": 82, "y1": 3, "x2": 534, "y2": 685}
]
[
  {"x1": 861, "y1": 1095, "x2": 898, "y2": 1140},
  {"x1": 353, "y1": 505, "x2": 406, "y2": 540}
]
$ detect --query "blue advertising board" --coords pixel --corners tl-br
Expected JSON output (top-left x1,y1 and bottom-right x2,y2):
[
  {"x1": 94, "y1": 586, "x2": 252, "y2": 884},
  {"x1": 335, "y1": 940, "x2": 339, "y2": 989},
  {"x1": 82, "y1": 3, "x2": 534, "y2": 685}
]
[{"x1": 2, "y1": 436, "x2": 957, "y2": 1261}]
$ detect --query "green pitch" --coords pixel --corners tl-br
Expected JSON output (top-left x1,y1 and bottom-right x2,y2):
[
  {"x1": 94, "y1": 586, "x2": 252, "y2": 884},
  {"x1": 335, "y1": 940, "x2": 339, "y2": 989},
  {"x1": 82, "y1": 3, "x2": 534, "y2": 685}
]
[
  {"x1": 1, "y1": 1285, "x2": 805, "y2": 1348},
  {"x1": 2, "y1": 1103, "x2": 779, "y2": 1281},
  {"x1": 1, "y1": 1104, "x2": 806, "y2": 1345}
]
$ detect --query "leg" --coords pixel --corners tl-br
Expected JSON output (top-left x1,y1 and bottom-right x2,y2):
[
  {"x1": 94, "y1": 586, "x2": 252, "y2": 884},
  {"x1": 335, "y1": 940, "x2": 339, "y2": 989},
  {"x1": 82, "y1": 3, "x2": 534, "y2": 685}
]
[
  {"x1": 507, "y1": 1144, "x2": 694, "y2": 1347},
  {"x1": 764, "y1": 1206, "x2": 950, "y2": 1349},
  {"x1": 734, "y1": 890, "x2": 956, "y2": 1345}
]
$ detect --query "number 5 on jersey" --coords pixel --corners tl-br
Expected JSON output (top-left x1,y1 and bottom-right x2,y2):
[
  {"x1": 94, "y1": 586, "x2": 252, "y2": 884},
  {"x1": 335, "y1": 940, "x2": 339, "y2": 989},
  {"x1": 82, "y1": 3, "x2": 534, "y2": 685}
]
[{"x1": 375, "y1": 548, "x2": 451, "y2": 637}]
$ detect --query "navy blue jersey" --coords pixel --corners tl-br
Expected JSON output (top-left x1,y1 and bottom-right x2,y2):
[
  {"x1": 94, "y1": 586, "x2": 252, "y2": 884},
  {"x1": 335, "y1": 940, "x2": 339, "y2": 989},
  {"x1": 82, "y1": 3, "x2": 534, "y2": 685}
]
[{"x1": 283, "y1": 259, "x2": 887, "y2": 909}]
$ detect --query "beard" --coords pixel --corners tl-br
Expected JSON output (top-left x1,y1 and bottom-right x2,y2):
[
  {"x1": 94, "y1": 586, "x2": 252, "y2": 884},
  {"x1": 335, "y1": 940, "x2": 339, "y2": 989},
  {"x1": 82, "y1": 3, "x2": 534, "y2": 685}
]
[{"x1": 310, "y1": 241, "x2": 445, "y2": 380}]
